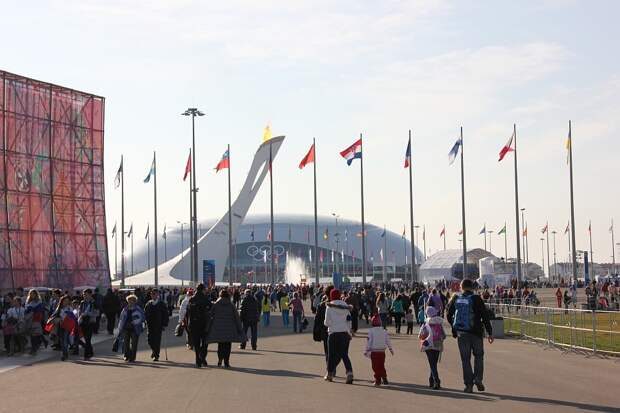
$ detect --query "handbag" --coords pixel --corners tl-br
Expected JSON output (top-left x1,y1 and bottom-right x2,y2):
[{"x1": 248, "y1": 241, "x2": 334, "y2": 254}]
[
  {"x1": 174, "y1": 323, "x2": 184, "y2": 337},
  {"x1": 301, "y1": 318, "x2": 309, "y2": 330}
]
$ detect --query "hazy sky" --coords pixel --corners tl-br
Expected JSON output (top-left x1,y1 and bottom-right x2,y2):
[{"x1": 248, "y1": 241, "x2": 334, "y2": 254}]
[{"x1": 2, "y1": 0, "x2": 619, "y2": 268}]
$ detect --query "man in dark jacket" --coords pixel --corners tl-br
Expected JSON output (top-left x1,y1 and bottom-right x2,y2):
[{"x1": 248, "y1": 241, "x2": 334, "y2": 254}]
[
  {"x1": 144, "y1": 289, "x2": 169, "y2": 361},
  {"x1": 187, "y1": 283, "x2": 212, "y2": 368},
  {"x1": 447, "y1": 279, "x2": 494, "y2": 394},
  {"x1": 102, "y1": 289, "x2": 121, "y2": 335},
  {"x1": 312, "y1": 285, "x2": 333, "y2": 366},
  {"x1": 239, "y1": 289, "x2": 259, "y2": 350}
]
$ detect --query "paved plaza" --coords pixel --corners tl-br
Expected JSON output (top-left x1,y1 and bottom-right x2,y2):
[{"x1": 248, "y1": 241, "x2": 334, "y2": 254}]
[{"x1": 1, "y1": 308, "x2": 618, "y2": 413}]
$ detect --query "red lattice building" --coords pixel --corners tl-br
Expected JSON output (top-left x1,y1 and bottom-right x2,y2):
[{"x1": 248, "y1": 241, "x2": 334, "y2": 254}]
[{"x1": 0, "y1": 70, "x2": 110, "y2": 290}]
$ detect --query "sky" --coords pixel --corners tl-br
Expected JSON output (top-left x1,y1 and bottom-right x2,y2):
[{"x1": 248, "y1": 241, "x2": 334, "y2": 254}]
[{"x1": 2, "y1": 0, "x2": 619, "y2": 269}]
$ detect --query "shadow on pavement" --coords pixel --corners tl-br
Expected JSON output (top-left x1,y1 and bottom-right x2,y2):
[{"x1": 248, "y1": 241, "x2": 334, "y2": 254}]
[
  {"x1": 484, "y1": 392, "x2": 620, "y2": 413},
  {"x1": 232, "y1": 366, "x2": 322, "y2": 379}
]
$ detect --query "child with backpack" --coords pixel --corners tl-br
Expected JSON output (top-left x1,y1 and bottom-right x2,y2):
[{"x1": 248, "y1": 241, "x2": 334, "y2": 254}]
[
  {"x1": 418, "y1": 306, "x2": 446, "y2": 390},
  {"x1": 364, "y1": 315, "x2": 394, "y2": 386}
]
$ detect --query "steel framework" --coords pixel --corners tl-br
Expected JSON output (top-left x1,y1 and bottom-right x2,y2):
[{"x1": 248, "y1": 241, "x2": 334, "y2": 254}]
[{"x1": 0, "y1": 70, "x2": 109, "y2": 290}]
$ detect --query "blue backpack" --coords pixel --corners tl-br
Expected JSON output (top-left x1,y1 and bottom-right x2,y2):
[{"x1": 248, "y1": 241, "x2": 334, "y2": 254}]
[{"x1": 452, "y1": 294, "x2": 475, "y2": 332}]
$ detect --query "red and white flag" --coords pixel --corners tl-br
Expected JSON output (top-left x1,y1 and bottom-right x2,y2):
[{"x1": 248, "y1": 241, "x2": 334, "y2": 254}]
[
  {"x1": 440, "y1": 226, "x2": 445, "y2": 237},
  {"x1": 498, "y1": 131, "x2": 515, "y2": 162},
  {"x1": 183, "y1": 151, "x2": 191, "y2": 181},
  {"x1": 564, "y1": 222, "x2": 570, "y2": 235},
  {"x1": 299, "y1": 143, "x2": 315, "y2": 169},
  {"x1": 541, "y1": 223, "x2": 548, "y2": 234}
]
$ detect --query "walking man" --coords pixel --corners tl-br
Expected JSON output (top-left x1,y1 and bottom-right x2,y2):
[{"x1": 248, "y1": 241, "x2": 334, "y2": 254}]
[
  {"x1": 145, "y1": 289, "x2": 169, "y2": 361},
  {"x1": 187, "y1": 283, "x2": 212, "y2": 367},
  {"x1": 239, "y1": 289, "x2": 259, "y2": 350},
  {"x1": 447, "y1": 278, "x2": 493, "y2": 393}
]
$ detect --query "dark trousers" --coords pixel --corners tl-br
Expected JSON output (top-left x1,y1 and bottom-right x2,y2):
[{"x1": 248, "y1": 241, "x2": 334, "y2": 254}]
[
  {"x1": 350, "y1": 310, "x2": 359, "y2": 332},
  {"x1": 425, "y1": 349, "x2": 441, "y2": 384},
  {"x1": 292, "y1": 311, "x2": 303, "y2": 333},
  {"x1": 60, "y1": 330, "x2": 70, "y2": 358},
  {"x1": 322, "y1": 338, "x2": 329, "y2": 366},
  {"x1": 457, "y1": 333, "x2": 484, "y2": 386},
  {"x1": 82, "y1": 324, "x2": 94, "y2": 358},
  {"x1": 217, "y1": 342, "x2": 232, "y2": 364},
  {"x1": 406, "y1": 322, "x2": 414, "y2": 335},
  {"x1": 122, "y1": 330, "x2": 139, "y2": 361},
  {"x1": 327, "y1": 332, "x2": 352, "y2": 375},
  {"x1": 30, "y1": 335, "x2": 42, "y2": 353},
  {"x1": 394, "y1": 313, "x2": 403, "y2": 333},
  {"x1": 105, "y1": 312, "x2": 117, "y2": 334},
  {"x1": 370, "y1": 351, "x2": 386, "y2": 381},
  {"x1": 147, "y1": 328, "x2": 162, "y2": 358},
  {"x1": 240, "y1": 321, "x2": 258, "y2": 349},
  {"x1": 191, "y1": 329, "x2": 208, "y2": 365}
]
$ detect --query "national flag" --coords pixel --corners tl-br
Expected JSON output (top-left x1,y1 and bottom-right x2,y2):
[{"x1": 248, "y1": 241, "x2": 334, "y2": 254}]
[
  {"x1": 263, "y1": 124, "x2": 272, "y2": 143},
  {"x1": 458, "y1": 229, "x2": 463, "y2": 235},
  {"x1": 163, "y1": 225, "x2": 167, "y2": 240},
  {"x1": 588, "y1": 221, "x2": 591, "y2": 234},
  {"x1": 498, "y1": 131, "x2": 515, "y2": 162},
  {"x1": 306, "y1": 228, "x2": 310, "y2": 243},
  {"x1": 183, "y1": 151, "x2": 191, "y2": 181},
  {"x1": 440, "y1": 226, "x2": 445, "y2": 237},
  {"x1": 111, "y1": 223, "x2": 117, "y2": 237},
  {"x1": 356, "y1": 230, "x2": 367, "y2": 238},
  {"x1": 479, "y1": 225, "x2": 486, "y2": 235},
  {"x1": 352, "y1": 249, "x2": 355, "y2": 258},
  {"x1": 308, "y1": 248, "x2": 312, "y2": 261},
  {"x1": 144, "y1": 224, "x2": 149, "y2": 239},
  {"x1": 404, "y1": 138, "x2": 411, "y2": 168},
  {"x1": 267, "y1": 229, "x2": 272, "y2": 241},
  {"x1": 564, "y1": 222, "x2": 570, "y2": 235},
  {"x1": 323, "y1": 228, "x2": 329, "y2": 240},
  {"x1": 263, "y1": 250, "x2": 267, "y2": 263},
  {"x1": 215, "y1": 149, "x2": 230, "y2": 173},
  {"x1": 541, "y1": 223, "x2": 548, "y2": 234},
  {"x1": 114, "y1": 158, "x2": 123, "y2": 188},
  {"x1": 340, "y1": 138, "x2": 362, "y2": 166},
  {"x1": 299, "y1": 143, "x2": 315, "y2": 169},
  {"x1": 60, "y1": 312, "x2": 78, "y2": 333},
  {"x1": 498, "y1": 224, "x2": 506, "y2": 235},
  {"x1": 331, "y1": 250, "x2": 334, "y2": 263},
  {"x1": 423, "y1": 228, "x2": 426, "y2": 241},
  {"x1": 320, "y1": 250, "x2": 324, "y2": 262},
  {"x1": 380, "y1": 248, "x2": 384, "y2": 261},
  {"x1": 448, "y1": 138, "x2": 462, "y2": 165},
  {"x1": 610, "y1": 222, "x2": 614, "y2": 233},
  {"x1": 144, "y1": 155, "x2": 155, "y2": 183},
  {"x1": 250, "y1": 226, "x2": 255, "y2": 242},
  {"x1": 523, "y1": 226, "x2": 528, "y2": 237},
  {"x1": 127, "y1": 223, "x2": 133, "y2": 238},
  {"x1": 381, "y1": 228, "x2": 386, "y2": 238},
  {"x1": 288, "y1": 225, "x2": 292, "y2": 241},
  {"x1": 402, "y1": 226, "x2": 406, "y2": 239}
]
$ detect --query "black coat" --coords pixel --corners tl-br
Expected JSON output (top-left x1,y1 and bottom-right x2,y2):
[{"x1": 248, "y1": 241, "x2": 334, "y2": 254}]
[
  {"x1": 205, "y1": 297, "x2": 244, "y2": 344},
  {"x1": 312, "y1": 302, "x2": 328, "y2": 342},
  {"x1": 144, "y1": 300, "x2": 169, "y2": 331},
  {"x1": 102, "y1": 292, "x2": 121, "y2": 315},
  {"x1": 187, "y1": 293, "x2": 212, "y2": 331},
  {"x1": 239, "y1": 295, "x2": 259, "y2": 323}
]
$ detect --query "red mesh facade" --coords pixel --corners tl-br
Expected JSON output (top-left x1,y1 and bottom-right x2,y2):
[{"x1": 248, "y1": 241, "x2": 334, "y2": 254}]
[{"x1": 0, "y1": 70, "x2": 109, "y2": 290}]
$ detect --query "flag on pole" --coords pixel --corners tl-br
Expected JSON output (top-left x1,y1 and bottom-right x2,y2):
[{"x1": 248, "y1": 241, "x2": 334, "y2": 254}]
[
  {"x1": 611, "y1": 222, "x2": 615, "y2": 233},
  {"x1": 479, "y1": 225, "x2": 486, "y2": 235},
  {"x1": 423, "y1": 227, "x2": 426, "y2": 241},
  {"x1": 323, "y1": 228, "x2": 329, "y2": 240},
  {"x1": 263, "y1": 250, "x2": 267, "y2": 263},
  {"x1": 564, "y1": 222, "x2": 570, "y2": 235},
  {"x1": 250, "y1": 226, "x2": 255, "y2": 242},
  {"x1": 381, "y1": 228, "x2": 386, "y2": 238},
  {"x1": 288, "y1": 225, "x2": 292, "y2": 241},
  {"x1": 308, "y1": 248, "x2": 312, "y2": 261},
  {"x1": 144, "y1": 224, "x2": 149, "y2": 239},
  {"x1": 331, "y1": 250, "x2": 334, "y2": 263},
  {"x1": 320, "y1": 250, "x2": 324, "y2": 262},
  {"x1": 356, "y1": 230, "x2": 367, "y2": 238},
  {"x1": 340, "y1": 138, "x2": 362, "y2": 166},
  {"x1": 341, "y1": 250, "x2": 344, "y2": 261},
  {"x1": 111, "y1": 224, "x2": 117, "y2": 237},
  {"x1": 144, "y1": 155, "x2": 155, "y2": 183},
  {"x1": 299, "y1": 143, "x2": 315, "y2": 169},
  {"x1": 114, "y1": 158, "x2": 123, "y2": 188},
  {"x1": 541, "y1": 223, "x2": 548, "y2": 234},
  {"x1": 345, "y1": 229, "x2": 348, "y2": 242},
  {"x1": 127, "y1": 223, "x2": 133, "y2": 238},
  {"x1": 440, "y1": 226, "x2": 445, "y2": 237},
  {"x1": 215, "y1": 149, "x2": 230, "y2": 172},
  {"x1": 183, "y1": 151, "x2": 191, "y2": 181},
  {"x1": 588, "y1": 221, "x2": 591, "y2": 234},
  {"x1": 267, "y1": 229, "x2": 272, "y2": 241},
  {"x1": 163, "y1": 225, "x2": 167, "y2": 239},
  {"x1": 404, "y1": 139, "x2": 411, "y2": 168},
  {"x1": 498, "y1": 131, "x2": 515, "y2": 162},
  {"x1": 523, "y1": 226, "x2": 528, "y2": 237},
  {"x1": 402, "y1": 226, "x2": 406, "y2": 239},
  {"x1": 379, "y1": 248, "x2": 383, "y2": 261},
  {"x1": 565, "y1": 129, "x2": 571, "y2": 164},
  {"x1": 458, "y1": 229, "x2": 463, "y2": 235},
  {"x1": 448, "y1": 138, "x2": 462, "y2": 165},
  {"x1": 263, "y1": 124, "x2": 272, "y2": 143},
  {"x1": 498, "y1": 224, "x2": 506, "y2": 235}
]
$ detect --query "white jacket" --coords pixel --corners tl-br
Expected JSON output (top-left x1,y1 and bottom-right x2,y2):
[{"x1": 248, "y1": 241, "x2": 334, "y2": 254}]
[
  {"x1": 179, "y1": 296, "x2": 191, "y2": 321},
  {"x1": 324, "y1": 300, "x2": 352, "y2": 334},
  {"x1": 365, "y1": 326, "x2": 393, "y2": 353}
]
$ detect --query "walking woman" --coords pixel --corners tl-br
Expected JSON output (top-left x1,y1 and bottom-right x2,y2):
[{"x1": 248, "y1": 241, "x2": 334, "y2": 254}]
[
  {"x1": 206, "y1": 289, "x2": 244, "y2": 368},
  {"x1": 376, "y1": 293, "x2": 390, "y2": 329},
  {"x1": 324, "y1": 289, "x2": 354, "y2": 384},
  {"x1": 313, "y1": 286, "x2": 333, "y2": 366},
  {"x1": 117, "y1": 295, "x2": 145, "y2": 362},
  {"x1": 261, "y1": 295, "x2": 271, "y2": 327},
  {"x1": 391, "y1": 294, "x2": 405, "y2": 334},
  {"x1": 52, "y1": 295, "x2": 76, "y2": 361},
  {"x1": 24, "y1": 290, "x2": 47, "y2": 355}
]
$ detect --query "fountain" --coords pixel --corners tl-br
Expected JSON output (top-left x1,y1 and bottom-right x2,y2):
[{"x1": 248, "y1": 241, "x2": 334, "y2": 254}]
[{"x1": 284, "y1": 255, "x2": 307, "y2": 285}]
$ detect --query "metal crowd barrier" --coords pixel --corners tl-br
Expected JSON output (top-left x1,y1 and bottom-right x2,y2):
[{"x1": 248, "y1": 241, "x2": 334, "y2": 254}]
[{"x1": 486, "y1": 303, "x2": 620, "y2": 357}]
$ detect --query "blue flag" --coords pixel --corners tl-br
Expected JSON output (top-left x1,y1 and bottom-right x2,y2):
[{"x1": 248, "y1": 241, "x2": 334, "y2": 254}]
[
  {"x1": 448, "y1": 138, "x2": 462, "y2": 165},
  {"x1": 144, "y1": 156, "x2": 155, "y2": 183}
]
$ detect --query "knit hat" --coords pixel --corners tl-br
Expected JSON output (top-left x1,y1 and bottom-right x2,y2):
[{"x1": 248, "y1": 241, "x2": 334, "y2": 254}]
[
  {"x1": 329, "y1": 289, "x2": 341, "y2": 301},
  {"x1": 371, "y1": 315, "x2": 381, "y2": 327},
  {"x1": 426, "y1": 306, "x2": 438, "y2": 318}
]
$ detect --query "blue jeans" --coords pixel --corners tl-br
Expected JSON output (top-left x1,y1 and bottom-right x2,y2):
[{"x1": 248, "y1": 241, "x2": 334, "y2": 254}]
[
  {"x1": 60, "y1": 330, "x2": 71, "y2": 358},
  {"x1": 282, "y1": 310, "x2": 289, "y2": 326},
  {"x1": 292, "y1": 311, "x2": 303, "y2": 333},
  {"x1": 379, "y1": 313, "x2": 388, "y2": 329},
  {"x1": 457, "y1": 333, "x2": 484, "y2": 386},
  {"x1": 262, "y1": 312, "x2": 270, "y2": 327}
]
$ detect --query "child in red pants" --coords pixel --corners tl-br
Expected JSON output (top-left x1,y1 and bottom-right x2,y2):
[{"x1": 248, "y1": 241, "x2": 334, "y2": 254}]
[{"x1": 364, "y1": 315, "x2": 394, "y2": 386}]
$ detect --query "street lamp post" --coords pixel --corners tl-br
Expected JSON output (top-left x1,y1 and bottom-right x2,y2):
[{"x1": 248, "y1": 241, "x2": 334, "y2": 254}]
[{"x1": 182, "y1": 108, "x2": 204, "y2": 285}]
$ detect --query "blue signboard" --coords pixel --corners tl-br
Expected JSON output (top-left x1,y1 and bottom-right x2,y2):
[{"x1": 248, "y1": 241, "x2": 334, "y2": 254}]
[
  {"x1": 203, "y1": 260, "x2": 215, "y2": 287},
  {"x1": 332, "y1": 272, "x2": 343, "y2": 290}
]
